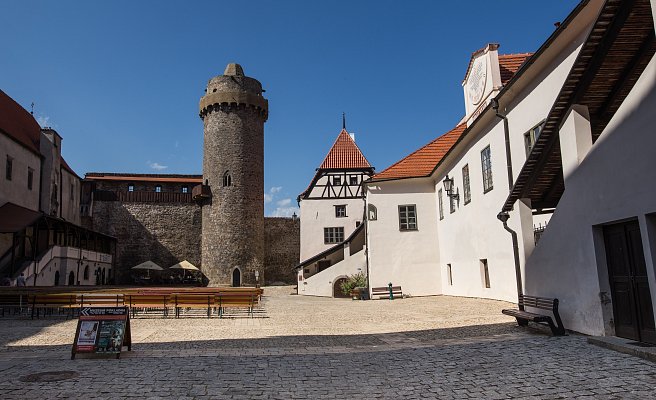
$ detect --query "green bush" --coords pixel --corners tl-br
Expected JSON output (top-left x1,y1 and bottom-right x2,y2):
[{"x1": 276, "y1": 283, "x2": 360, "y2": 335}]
[{"x1": 340, "y1": 272, "x2": 367, "y2": 296}]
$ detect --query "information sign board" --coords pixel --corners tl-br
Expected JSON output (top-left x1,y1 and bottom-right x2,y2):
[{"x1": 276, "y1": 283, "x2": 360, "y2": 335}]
[{"x1": 71, "y1": 306, "x2": 132, "y2": 359}]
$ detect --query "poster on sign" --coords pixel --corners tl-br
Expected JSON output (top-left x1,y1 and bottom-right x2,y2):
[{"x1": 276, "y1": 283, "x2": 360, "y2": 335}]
[{"x1": 71, "y1": 307, "x2": 131, "y2": 359}]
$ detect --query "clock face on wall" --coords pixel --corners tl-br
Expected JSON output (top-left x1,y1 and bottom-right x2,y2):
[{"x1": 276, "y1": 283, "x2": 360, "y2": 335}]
[{"x1": 468, "y1": 57, "x2": 487, "y2": 105}]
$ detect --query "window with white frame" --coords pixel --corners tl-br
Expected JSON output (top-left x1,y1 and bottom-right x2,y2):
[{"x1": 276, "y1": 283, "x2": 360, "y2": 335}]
[
  {"x1": 324, "y1": 227, "x2": 344, "y2": 244},
  {"x1": 155, "y1": 185, "x2": 162, "y2": 193},
  {"x1": 524, "y1": 121, "x2": 545, "y2": 156},
  {"x1": 182, "y1": 186, "x2": 189, "y2": 193},
  {"x1": 128, "y1": 184, "x2": 135, "y2": 192},
  {"x1": 462, "y1": 164, "x2": 471, "y2": 205},
  {"x1": 349, "y1": 175, "x2": 358, "y2": 185},
  {"x1": 481, "y1": 145, "x2": 493, "y2": 193},
  {"x1": 335, "y1": 205, "x2": 347, "y2": 218},
  {"x1": 398, "y1": 204, "x2": 417, "y2": 231},
  {"x1": 438, "y1": 189, "x2": 444, "y2": 220}
]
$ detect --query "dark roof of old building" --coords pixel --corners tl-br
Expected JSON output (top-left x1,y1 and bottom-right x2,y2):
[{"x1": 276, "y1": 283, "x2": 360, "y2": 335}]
[
  {"x1": 371, "y1": 124, "x2": 467, "y2": 181},
  {"x1": 0, "y1": 90, "x2": 41, "y2": 155},
  {"x1": 319, "y1": 129, "x2": 372, "y2": 169},
  {"x1": 0, "y1": 202, "x2": 42, "y2": 233},
  {"x1": 84, "y1": 173, "x2": 203, "y2": 183}
]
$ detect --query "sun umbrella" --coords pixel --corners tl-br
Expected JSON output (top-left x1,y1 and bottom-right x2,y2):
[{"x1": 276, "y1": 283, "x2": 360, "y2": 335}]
[
  {"x1": 169, "y1": 260, "x2": 199, "y2": 281},
  {"x1": 132, "y1": 261, "x2": 163, "y2": 277}
]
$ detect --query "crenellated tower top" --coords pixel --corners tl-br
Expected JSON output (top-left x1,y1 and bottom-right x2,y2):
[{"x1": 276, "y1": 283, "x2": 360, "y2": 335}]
[{"x1": 199, "y1": 63, "x2": 268, "y2": 121}]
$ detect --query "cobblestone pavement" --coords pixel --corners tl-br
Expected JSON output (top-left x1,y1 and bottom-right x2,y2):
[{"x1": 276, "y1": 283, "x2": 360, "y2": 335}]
[{"x1": 0, "y1": 287, "x2": 654, "y2": 399}]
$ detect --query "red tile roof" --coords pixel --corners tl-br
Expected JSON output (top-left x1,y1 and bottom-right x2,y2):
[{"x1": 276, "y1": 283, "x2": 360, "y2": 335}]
[
  {"x1": 319, "y1": 129, "x2": 372, "y2": 169},
  {"x1": 0, "y1": 90, "x2": 41, "y2": 155},
  {"x1": 372, "y1": 124, "x2": 466, "y2": 181},
  {"x1": 498, "y1": 53, "x2": 533, "y2": 86}
]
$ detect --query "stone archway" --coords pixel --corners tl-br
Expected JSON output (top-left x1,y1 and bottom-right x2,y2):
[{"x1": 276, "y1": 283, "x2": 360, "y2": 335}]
[
  {"x1": 68, "y1": 271, "x2": 75, "y2": 286},
  {"x1": 54, "y1": 271, "x2": 60, "y2": 286},
  {"x1": 232, "y1": 268, "x2": 241, "y2": 287},
  {"x1": 333, "y1": 277, "x2": 350, "y2": 298}
]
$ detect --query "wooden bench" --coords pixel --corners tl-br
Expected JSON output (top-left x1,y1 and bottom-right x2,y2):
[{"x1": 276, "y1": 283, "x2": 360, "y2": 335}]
[
  {"x1": 371, "y1": 286, "x2": 403, "y2": 300},
  {"x1": 125, "y1": 294, "x2": 171, "y2": 317},
  {"x1": 77, "y1": 293, "x2": 124, "y2": 308},
  {"x1": 502, "y1": 294, "x2": 566, "y2": 336},
  {"x1": 173, "y1": 293, "x2": 215, "y2": 318},
  {"x1": 217, "y1": 291, "x2": 260, "y2": 318},
  {"x1": 30, "y1": 294, "x2": 77, "y2": 319},
  {"x1": 0, "y1": 293, "x2": 25, "y2": 316}
]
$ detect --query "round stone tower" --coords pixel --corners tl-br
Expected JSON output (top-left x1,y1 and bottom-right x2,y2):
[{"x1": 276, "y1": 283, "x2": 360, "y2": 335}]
[{"x1": 198, "y1": 63, "x2": 268, "y2": 286}]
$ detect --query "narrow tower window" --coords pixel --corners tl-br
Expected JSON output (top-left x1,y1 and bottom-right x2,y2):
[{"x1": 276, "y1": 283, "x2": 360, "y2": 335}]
[{"x1": 223, "y1": 171, "x2": 232, "y2": 187}]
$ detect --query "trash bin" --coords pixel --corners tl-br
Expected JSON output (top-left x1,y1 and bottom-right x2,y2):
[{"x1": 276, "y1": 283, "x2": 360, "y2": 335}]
[{"x1": 359, "y1": 287, "x2": 370, "y2": 300}]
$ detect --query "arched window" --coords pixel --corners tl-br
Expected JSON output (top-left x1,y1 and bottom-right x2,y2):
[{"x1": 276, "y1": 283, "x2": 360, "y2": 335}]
[
  {"x1": 155, "y1": 185, "x2": 162, "y2": 193},
  {"x1": 368, "y1": 204, "x2": 378, "y2": 221},
  {"x1": 84, "y1": 265, "x2": 89, "y2": 280},
  {"x1": 223, "y1": 171, "x2": 232, "y2": 187}
]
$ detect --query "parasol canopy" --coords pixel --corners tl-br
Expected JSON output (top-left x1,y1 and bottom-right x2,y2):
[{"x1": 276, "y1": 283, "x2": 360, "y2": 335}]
[
  {"x1": 169, "y1": 260, "x2": 199, "y2": 271},
  {"x1": 132, "y1": 261, "x2": 164, "y2": 271}
]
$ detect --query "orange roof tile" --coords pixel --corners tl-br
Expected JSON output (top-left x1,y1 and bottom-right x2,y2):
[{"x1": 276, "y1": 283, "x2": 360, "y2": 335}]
[
  {"x1": 0, "y1": 90, "x2": 41, "y2": 155},
  {"x1": 319, "y1": 129, "x2": 372, "y2": 169},
  {"x1": 372, "y1": 124, "x2": 466, "y2": 181},
  {"x1": 498, "y1": 53, "x2": 533, "y2": 86}
]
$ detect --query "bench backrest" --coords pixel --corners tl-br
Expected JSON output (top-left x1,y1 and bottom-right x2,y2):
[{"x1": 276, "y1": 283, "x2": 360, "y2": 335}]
[
  {"x1": 518, "y1": 295, "x2": 558, "y2": 312},
  {"x1": 371, "y1": 286, "x2": 402, "y2": 293}
]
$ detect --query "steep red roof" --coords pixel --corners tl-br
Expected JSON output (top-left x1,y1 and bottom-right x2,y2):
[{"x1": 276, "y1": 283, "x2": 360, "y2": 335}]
[
  {"x1": 0, "y1": 90, "x2": 41, "y2": 155},
  {"x1": 498, "y1": 53, "x2": 533, "y2": 86},
  {"x1": 319, "y1": 129, "x2": 372, "y2": 169},
  {"x1": 372, "y1": 124, "x2": 466, "y2": 181}
]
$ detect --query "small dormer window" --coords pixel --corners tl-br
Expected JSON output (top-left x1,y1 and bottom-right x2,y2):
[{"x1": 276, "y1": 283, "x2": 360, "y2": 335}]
[
  {"x1": 155, "y1": 185, "x2": 162, "y2": 193},
  {"x1": 128, "y1": 184, "x2": 134, "y2": 192},
  {"x1": 333, "y1": 176, "x2": 341, "y2": 186},
  {"x1": 350, "y1": 176, "x2": 358, "y2": 185},
  {"x1": 223, "y1": 171, "x2": 232, "y2": 187}
]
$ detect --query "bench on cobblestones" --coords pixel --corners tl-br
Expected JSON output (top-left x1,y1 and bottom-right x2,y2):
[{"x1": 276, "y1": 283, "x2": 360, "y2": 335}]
[
  {"x1": 77, "y1": 293, "x2": 123, "y2": 308},
  {"x1": 126, "y1": 294, "x2": 171, "y2": 317},
  {"x1": 30, "y1": 293, "x2": 77, "y2": 319},
  {"x1": 502, "y1": 294, "x2": 566, "y2": 336},
  {"x1": 173, "y1": 293, "x2": 215, "y2": 318},
  {"x1": 217, "y1": 290, "x2": 260, "y2": 318},
  {"x1": 371, "y1": 286, "x2": 403, "y2": 300}
]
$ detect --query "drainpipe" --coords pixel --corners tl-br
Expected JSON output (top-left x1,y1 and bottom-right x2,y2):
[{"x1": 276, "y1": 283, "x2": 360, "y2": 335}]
[
  {"x1": 498, "y1": 211, "x2": 524, "y2": 310},
  {"x1": 363, "y1": 195, "x2": 371, "y2": 297},
  {"x1": 491, "y1": 98, "x2": 514, "y2": 191}
]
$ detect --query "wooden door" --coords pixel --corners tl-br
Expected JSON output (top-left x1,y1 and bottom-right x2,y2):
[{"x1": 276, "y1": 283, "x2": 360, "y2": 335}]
[
  {"x1": 333, "y1": 278, "x2": 349, "y2": 298},
  {"x1": 604, "y1": 221, "x2": 656, "y2": 344},
  {"x1": 232, "y1": 268, "x2": 241, "y2": 287}
]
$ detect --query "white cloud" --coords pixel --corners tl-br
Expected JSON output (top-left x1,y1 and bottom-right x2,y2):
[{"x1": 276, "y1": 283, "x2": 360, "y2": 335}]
[
  {"x1": 264, "y1": 193, "x2": 273, "y2": 204},
  {"x1": 148, "y1": 161, "x2": 168, "y2": 171},
  {"x1": 276, "y1": 198, "x2": 292, "y2": 207},
  {"x1": 270, "y1": 186, "x2": 282, "y2": 194},
  {"x1": 37, "y1": 115, "x2": 54, "y2": 128}
]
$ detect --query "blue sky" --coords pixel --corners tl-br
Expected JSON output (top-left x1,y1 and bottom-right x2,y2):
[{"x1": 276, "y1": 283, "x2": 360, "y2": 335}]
[{"x1": 1, "y1": 1, "x2": 579, "y2": 216}]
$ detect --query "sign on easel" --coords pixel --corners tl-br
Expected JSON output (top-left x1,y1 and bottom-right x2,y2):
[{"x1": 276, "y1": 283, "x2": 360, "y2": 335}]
[{"x1": 71, "y1": 307, "x2": 132, "y2": 359}]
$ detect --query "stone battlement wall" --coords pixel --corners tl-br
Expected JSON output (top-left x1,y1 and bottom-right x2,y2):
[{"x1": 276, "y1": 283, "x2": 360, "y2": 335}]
[{"x1": 88, "y1": 198, "x2": 299, "y2": 285}]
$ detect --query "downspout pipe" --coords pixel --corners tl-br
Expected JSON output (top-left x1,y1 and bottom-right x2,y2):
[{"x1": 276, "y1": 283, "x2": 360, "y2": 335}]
[
  {"x1": 498, "y1": 211, "x2": 524, "y2": 310},
  {"x1": 491, "y1": 98, "x2": 514, "y2": 191}
]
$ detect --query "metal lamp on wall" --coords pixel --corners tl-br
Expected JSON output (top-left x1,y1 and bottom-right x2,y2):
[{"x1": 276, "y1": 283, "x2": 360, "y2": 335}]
[{"x1": 443, "y1": 175, "x2": 459, "y2": 201}]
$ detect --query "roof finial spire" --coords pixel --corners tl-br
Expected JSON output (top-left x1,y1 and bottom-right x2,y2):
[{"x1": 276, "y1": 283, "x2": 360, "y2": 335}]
[
  {"x1": 342, "y1": 112, "x2": 346, "y2": 130},
  {"x1": 30, "y1": 102, "x2": 34, "y2": 115}
]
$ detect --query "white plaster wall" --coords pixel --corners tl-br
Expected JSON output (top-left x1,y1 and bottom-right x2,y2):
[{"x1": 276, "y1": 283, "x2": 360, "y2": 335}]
[
  {"x1": 299, "y1": 196, "x2": 364, "y2": 261},
  {"x1": 523, "y1": 54, "x2": 656, "y2": 336},
  {"x1": 366, "y1": 179, "x2": 441, "y2": 296},
  {"x1": 434, "y1": 122, "x2": 520, "y2": 303},
  {"x1": 24, "y1": 246, "x2": 113, "y2": 286},
  {"x1": 298, "y1": 250, "x2": 366, "y2": 297},
  {"x1": 60, "y1": 169, "x2": 81, "y2": 225},
  {"x1": 0, "y1": 136, "x2": 41, "y2": 211}
]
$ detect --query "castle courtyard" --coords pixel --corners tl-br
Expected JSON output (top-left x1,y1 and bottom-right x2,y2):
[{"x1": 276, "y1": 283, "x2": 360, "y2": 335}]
[{"x1": 0, "y1": 287, "x2": 654, "y2": 399}]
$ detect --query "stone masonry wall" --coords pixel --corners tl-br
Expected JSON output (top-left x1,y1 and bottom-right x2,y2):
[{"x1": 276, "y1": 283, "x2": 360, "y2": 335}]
[
  {"x1": 90, "y1": 201, "x2": 201, "y2": 284},
  {"x1": 264, "y1": 217, "x2": 300, "y2": 284}
]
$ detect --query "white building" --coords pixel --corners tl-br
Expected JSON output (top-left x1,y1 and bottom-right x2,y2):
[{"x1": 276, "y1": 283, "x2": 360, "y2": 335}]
[
  {"x1": 296, "y1": 0, "x2": 656, "y2": 344},
  {"x1": 0, "y1": 89, "x2": 115, "y2": 286},
  {"x1": 296, "y1": 128, "x2": 373, "y2": 296}
]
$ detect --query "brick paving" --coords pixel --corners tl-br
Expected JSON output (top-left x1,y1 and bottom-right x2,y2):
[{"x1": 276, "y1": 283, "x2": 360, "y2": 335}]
[{"x1": 0, "y1": 287, "x2": 654, "y2": 399}]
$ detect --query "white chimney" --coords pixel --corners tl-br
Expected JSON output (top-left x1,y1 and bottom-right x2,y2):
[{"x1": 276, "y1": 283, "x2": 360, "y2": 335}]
[{"x1": 349, "y1": 133, "x2": 356, "y2": 142}]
